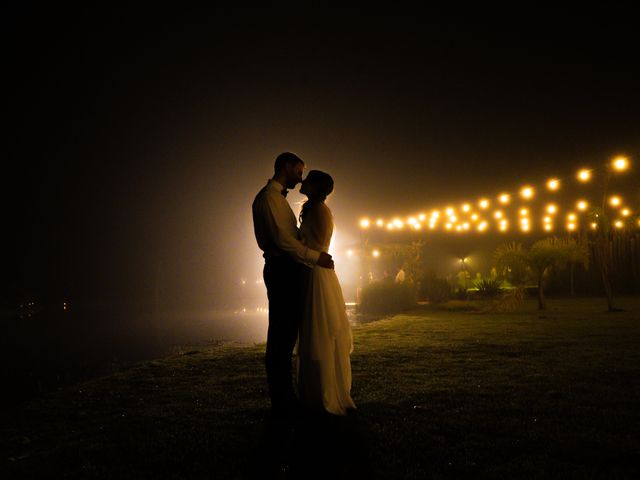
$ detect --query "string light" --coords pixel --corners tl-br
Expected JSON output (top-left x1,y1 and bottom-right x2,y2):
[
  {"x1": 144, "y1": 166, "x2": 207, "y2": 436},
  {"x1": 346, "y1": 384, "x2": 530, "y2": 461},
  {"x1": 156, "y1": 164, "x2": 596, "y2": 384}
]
[
  {"x1": 520, "y1": 186, "x2": 535, "y2": 199},
  {"x1": 577, "y1": 169, "x2": 592, "y2": 182},
  {"x1": 612, "y1": 156, "x2": 629, "y2": 171},
  {"x1": 359, "y1": 159, "x2": 633, "y2": 234}
]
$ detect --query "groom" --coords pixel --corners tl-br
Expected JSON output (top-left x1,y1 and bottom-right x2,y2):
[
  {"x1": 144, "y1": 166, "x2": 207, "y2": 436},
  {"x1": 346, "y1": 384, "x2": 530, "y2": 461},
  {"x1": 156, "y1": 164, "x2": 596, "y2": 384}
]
[{"x1": 252, "y1": 152, "x2": 334, "y2": 426}]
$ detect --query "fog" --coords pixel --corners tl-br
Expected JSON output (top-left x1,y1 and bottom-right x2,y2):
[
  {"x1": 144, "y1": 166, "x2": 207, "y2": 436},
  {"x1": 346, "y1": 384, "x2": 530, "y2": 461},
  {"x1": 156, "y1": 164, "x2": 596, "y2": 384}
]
[{"x1": 3, "y1": 7, "x2": 639, "y2": 407}]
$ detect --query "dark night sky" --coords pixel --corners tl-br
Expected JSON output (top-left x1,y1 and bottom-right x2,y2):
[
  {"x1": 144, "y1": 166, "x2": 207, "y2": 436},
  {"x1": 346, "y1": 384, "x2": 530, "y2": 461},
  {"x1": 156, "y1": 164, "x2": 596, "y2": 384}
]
[{"x1": 4, "y1": 6, "x2": 639, "y2": 309}]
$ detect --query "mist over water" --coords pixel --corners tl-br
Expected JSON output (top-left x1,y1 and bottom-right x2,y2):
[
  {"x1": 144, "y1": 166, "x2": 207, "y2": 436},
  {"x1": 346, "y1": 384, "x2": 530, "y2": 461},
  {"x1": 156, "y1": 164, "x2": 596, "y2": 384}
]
[{"x1": 159, "y1": 309, "x2": 269, "y2": 345}]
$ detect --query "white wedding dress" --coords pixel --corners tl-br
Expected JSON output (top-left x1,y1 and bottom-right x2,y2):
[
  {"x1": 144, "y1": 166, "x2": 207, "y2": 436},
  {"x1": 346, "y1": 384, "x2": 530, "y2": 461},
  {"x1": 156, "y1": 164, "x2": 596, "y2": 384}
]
[{"x1": 297, "y1": 202, "x2": 356, "y2": 415}]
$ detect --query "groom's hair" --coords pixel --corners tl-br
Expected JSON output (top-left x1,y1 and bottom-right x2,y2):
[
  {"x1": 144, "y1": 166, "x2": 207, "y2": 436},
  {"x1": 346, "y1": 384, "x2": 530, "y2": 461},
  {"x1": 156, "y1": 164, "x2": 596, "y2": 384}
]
[{"x1": 274, "y1": 152, "x2": 304, "y2": 173}]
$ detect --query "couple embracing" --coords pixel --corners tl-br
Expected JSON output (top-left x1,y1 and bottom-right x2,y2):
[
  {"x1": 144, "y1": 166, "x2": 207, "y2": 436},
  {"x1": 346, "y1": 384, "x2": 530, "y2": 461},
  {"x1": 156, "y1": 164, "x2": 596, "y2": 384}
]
[{"x1": 252, "y1": 152, "x2": 356, "y2": 428}]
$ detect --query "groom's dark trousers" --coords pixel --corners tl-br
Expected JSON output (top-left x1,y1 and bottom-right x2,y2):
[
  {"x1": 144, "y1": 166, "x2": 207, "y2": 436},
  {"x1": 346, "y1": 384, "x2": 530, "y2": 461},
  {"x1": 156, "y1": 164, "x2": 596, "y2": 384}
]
[{"x1": 263, "y1": 255, "x2": 310, "y2": 421}]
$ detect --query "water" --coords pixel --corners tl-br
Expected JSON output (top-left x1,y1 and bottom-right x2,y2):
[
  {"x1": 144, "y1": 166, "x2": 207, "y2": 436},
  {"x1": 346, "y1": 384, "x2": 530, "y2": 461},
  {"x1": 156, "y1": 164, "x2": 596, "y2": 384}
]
[
  {"x1": 1, "y1": 303, "x2": 361, "y2": 409},
  {"x1": 158, "y1": 308, "x2": 269, "y2": 345},
  {"x1": 159, "y1": 304, "x2": 361, "y2": 346}
]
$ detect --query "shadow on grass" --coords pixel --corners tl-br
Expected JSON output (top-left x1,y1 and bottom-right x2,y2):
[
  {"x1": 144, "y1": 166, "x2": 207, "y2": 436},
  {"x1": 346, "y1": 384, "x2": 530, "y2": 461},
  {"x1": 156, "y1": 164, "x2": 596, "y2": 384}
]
[{"x1": 244, "y1": 409, "x2": 374, "y2": 480}]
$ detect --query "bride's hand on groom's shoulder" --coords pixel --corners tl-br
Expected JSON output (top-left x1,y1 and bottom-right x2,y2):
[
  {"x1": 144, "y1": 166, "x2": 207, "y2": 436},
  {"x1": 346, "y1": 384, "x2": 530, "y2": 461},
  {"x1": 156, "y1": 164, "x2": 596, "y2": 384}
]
[{"x1": 317, "y1": 252, "x2": 334, "y2": 269}]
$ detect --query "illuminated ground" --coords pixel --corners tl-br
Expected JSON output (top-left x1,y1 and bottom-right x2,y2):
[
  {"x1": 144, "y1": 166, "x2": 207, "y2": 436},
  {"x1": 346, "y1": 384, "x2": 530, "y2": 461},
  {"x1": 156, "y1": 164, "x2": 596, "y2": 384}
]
[{"x1": 2, "y1": 296, "x2": 639, "y2": 479}]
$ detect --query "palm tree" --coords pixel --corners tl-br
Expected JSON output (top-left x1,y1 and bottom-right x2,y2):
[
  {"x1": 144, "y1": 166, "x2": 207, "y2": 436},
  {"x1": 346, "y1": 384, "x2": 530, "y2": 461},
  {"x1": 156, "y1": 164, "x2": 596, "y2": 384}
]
[
  {"x1": 557, "y1": 236, "x2": 590, "y2": 297},
  {"x1": 493, "y1": 241, "x2": 528, "y2": 285},
  {"x1": 494, "y1": 238, "x2": 570, "y2": 310},
  {"x1": 589, "y1": 206, "x2": 616, "y2": 311}
]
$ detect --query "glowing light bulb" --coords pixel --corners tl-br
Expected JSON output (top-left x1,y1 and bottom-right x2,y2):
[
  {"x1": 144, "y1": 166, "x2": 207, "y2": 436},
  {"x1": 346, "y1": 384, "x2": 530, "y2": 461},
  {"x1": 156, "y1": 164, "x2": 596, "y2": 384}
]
[
  {"x1": 609, "y1": 196, "x2": 622, "y2": 207},
  {"x1": 590, "y1": 222, "x2": 597, "y2": 230},
  {"x1": 621, "y1": 208, "x2": 630, "y2": 217},
  {"x1": 577, "y1": 200, "x2": 588, "y2": 211},
  {"x1": 547, "y1": 179, "x2": 560, "y2": 190},
  {"x1": 612, "y1": 156, "x2": 629, "y2": 171},
  {"x1": 479, "y1": 199, "x2": 490, "y2": 209},
  {"x1": 544, "y1": 224, "x2": 552, "y2": 231},
  {"x1": 471, "y1": 214, "x2": 479, "y2": 221},
  {"x1": 614, "y1": 220, "x2": 623, "y2": 229},
  {"x1": 543, "y1": 216, "x2": 551, "y2": 224},
  {"x1": 546, "y1": 204, "x2": 557, "y2": 214},
  {"x1": 359, "y1": 218, "x2": 370, "y2": 229},
  {"x1": 418, "y1": 213, "x2": 426, "y2": 222},
  {"x1": 567, "y1": 213, "x2": 576, "y2": 221},
  {"x1": 520, "y1": 208, "x2": 529, "y2": 216},
  {"x1": 347, "y1": 250, "x2": 353, "y2": 257},
  {"x1": 498, "y1": 194, "x2": 510, "y2": 204},
  {"x1": 520, "y1": 186, "x2": 534, "y2": 199},
  {"x1": 577, "y1": 169, "x2": 591, "y2": 182},
  {"x1": 567, "y1": 223, "x2": 576, "y2": 231},
  {"x1": 376, "y1": 219, "x2": 384, "y2": 227},
  {"x1": 462, "y1": 203, "x2": 471, "y2": 212},
  {"x1": 494, "y1": 210, "x2": 503, "y2": 219}
]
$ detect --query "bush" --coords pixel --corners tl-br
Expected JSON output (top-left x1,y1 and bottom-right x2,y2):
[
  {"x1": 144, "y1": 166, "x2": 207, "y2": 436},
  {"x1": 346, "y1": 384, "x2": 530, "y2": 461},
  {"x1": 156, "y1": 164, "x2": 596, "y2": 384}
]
[
  {"x1": 473, "y1": 278, "x2": 503, "y2": 298},
  {"x1": 453, "y1": 288, "x2": 469, "y2": 301},
  {"x1": 483, "y1": 286, "x2": 526, "y2": 313},
  {"x1": 358, "y1": 281, "x2": 415, "y2": 315},
  {"x1": 419, "y1": 274, "x2": 453, "y2": 304}
]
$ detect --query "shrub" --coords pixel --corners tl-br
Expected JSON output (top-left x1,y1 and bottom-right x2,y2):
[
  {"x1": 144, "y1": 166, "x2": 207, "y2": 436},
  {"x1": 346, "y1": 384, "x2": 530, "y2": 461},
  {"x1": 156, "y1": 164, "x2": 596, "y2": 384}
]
[
  {"x1": 484, "y1": 286, "x2": 526, "y2": 313},
  {"x1": 419, "y1": 274, "x2": 453, "y2": 304},
  {"x1": 453, "y1": 288, "x2": 469, "y2": 301},
  {"x1": 474, "y1": 278, "x2": 503, "y2": 298},
  {"x1": 358, "y1": 281, "x2": 415, "y2": 315}
]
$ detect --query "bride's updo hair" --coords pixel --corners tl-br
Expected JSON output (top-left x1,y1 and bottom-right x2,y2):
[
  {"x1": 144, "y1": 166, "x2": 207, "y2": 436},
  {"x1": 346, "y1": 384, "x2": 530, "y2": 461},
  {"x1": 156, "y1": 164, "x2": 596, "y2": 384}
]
[{"x1": 300, "y1": 170, "x2": 334, "y2": 222}]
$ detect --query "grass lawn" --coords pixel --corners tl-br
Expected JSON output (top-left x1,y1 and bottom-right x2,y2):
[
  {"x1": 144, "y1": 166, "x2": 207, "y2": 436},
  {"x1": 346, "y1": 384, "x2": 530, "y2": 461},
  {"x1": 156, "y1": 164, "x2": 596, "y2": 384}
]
[{"x1": 2, "y1": 296, "x2": 640, "y2": 479}]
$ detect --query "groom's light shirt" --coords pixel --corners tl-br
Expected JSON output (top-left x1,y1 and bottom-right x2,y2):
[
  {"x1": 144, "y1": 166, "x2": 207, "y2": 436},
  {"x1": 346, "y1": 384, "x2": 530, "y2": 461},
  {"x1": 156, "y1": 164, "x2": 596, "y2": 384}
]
[{"x1": 252, "y1": 179, "x2": 321, "y2": 265}]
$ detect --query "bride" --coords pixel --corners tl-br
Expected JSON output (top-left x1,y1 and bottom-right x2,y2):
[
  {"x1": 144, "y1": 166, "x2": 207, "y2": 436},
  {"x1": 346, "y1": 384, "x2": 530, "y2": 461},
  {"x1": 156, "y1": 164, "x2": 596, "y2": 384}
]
[{"x1": 296, "y1": 170, "x2": 356, "y2": 416}]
